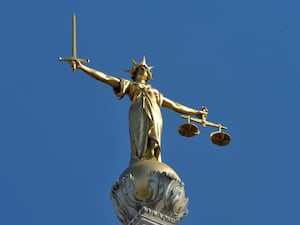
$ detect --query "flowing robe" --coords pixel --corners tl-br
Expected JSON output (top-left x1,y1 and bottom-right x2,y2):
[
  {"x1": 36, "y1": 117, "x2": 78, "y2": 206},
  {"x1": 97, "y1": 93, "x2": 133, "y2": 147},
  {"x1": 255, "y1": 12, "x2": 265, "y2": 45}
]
[{"x1": 114, "y1": 79, "x2": 164, "y2": 164}]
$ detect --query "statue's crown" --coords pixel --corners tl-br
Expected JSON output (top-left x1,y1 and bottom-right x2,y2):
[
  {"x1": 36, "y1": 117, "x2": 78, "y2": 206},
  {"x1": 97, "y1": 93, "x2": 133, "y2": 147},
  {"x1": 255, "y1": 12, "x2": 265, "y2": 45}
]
[{"x1": 126, "y1": 56, "x2": 153, "y2": 80}]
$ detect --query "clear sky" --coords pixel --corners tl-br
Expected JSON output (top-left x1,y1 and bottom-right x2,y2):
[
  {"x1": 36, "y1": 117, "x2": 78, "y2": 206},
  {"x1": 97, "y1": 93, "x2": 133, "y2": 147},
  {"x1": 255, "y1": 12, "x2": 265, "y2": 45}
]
[{"x1": 1, "y1": 1, "x2": 300, "y2": 225}]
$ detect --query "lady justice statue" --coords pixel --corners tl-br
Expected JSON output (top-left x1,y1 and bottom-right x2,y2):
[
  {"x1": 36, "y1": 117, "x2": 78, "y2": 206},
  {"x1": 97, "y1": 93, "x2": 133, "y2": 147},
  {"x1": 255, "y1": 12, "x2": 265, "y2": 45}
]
[
  {"x1": 60, "y1": 14, "x2": 230, "y2": 225},
  {"x1": 70, "y1": 56, "x2": 205, "y2": 164}
]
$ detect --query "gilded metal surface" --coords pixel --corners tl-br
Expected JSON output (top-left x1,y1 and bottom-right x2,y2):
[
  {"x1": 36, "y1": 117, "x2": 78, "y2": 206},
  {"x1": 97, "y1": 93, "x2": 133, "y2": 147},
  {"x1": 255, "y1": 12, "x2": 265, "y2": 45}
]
[
  {"x1": 180, "y1": 114, "x2": 228, "y2": 130},
  {"x1": 210, "y1": 131, "x2": 231, "y2": 146},
  {"x1": 210, "y1": 126, "x2": 231, "y2": 146},
  {"x1": 59, "y1": 14, "x2": 230, "y2": 164},
  {"x1": 61, "y1": 50, "x2": 206, "y2": 164},
  {"x1": 178, "y1": 123, "x2": 200, "y2": 137},
  {"x1": 59, "y1": 14, "x2": 90, "y2": 71},
  {"x1": 179, "y1": 113, "x2": 231, "y2": 146},
  {"x1": 59, "y1": 15, "x2": 231, "y2": 164}
]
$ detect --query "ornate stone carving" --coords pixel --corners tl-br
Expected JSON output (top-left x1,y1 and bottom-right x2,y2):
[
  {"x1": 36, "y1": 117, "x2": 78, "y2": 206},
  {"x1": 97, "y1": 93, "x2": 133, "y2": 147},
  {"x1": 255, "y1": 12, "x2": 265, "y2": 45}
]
[{"x1": 110, "y1": 161, "x2": 188, "y2": 225}]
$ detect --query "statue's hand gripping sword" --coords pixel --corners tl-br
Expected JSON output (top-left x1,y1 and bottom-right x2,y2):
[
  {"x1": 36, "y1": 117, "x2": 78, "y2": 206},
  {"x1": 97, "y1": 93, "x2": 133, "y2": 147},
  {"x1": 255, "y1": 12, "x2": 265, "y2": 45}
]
[{"x1": 59, "y1": 14, "x2": 90, "y2": 72}]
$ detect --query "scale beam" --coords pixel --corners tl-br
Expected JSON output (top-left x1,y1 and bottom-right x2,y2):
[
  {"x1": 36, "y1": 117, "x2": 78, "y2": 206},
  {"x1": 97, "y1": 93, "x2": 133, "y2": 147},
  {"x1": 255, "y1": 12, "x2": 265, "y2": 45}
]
[
  {"x1": 180, "y1": 115, "x2": 228, "y2": 130},
  {"x1": 59, "y1": 14, "x2": 90, "y2": 72}
]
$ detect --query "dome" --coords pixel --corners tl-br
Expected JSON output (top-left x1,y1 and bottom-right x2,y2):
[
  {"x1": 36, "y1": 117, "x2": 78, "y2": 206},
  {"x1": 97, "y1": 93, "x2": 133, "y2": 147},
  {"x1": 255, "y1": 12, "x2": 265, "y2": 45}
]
[
  {"x1": 120, "y1": 160, "x2": 181, "y2": 198},
  {"x1": 111, "y1": 160, "x2": 188, "y2": 225}
]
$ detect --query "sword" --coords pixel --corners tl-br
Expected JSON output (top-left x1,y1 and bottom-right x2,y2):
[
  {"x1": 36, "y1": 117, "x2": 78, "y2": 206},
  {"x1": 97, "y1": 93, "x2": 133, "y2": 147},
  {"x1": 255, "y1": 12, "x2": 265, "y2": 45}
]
[{"x1": 59, "y1": 13, "x2": 90, "y2": 72}]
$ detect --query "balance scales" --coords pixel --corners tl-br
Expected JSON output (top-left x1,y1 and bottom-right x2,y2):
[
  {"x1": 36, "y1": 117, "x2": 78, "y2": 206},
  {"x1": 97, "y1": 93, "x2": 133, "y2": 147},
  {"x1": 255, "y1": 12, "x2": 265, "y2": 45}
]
[{"x1": 178, "y1": 106, "x2": 231, "y2": 146}]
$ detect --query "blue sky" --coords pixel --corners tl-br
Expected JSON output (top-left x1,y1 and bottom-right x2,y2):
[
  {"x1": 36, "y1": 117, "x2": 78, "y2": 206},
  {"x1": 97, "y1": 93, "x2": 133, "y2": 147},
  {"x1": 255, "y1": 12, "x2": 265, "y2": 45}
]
[{"x1": 1, "y1": 1, "x2": 300, "y2": 225}]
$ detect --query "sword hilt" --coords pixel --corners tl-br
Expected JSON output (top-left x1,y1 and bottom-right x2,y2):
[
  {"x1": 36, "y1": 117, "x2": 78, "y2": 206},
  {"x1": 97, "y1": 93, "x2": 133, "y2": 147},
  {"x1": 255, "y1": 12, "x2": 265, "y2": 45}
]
[{"x1": 59, "y1": 57, "x2": 90, "y2": 72}]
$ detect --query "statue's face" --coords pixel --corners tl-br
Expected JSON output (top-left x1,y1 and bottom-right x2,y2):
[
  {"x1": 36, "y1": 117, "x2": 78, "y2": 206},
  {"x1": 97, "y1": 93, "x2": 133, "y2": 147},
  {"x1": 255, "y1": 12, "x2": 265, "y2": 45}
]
[{"x1": 135, "y1": 66, "x2": 148, "y2": 81}]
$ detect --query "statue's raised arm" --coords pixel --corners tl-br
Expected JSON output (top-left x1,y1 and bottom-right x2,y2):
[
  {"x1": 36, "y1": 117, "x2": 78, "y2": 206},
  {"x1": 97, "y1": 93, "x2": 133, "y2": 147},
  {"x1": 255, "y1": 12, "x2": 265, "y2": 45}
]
[{"x1": 74, "y1": 60, "x2": 121, "y2": 89}]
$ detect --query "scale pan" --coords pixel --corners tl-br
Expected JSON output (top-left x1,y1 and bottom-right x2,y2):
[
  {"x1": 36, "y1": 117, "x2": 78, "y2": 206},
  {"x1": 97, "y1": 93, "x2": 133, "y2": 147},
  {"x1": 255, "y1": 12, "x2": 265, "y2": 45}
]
[
  {"x1": 210, "y1": 131, "x2": 231, "y2": 146},
  {"x1": 178, "y1": 123, "x2": 200, "y2": 137}
]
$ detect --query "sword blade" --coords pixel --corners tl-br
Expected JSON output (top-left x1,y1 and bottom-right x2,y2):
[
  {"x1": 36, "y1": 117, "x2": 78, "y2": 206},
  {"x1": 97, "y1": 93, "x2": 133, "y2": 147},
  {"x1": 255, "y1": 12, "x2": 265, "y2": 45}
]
[
  {"x1": 59, "y1": 13, "x2": 90, "y2": 70},
  {"x1": 72, "y1": 13, "x2": 77, "y2": 59}
]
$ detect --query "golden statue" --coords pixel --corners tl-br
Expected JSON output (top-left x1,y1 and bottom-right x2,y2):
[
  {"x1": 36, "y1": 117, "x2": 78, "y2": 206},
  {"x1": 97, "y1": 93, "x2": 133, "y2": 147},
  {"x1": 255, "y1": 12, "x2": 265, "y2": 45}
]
[
  {"x1": 59, "y1": 14, "x2": 230, "y2": 165},
  {"x1": 71, "y1": 56, "x2": 206, "y2": 164}
]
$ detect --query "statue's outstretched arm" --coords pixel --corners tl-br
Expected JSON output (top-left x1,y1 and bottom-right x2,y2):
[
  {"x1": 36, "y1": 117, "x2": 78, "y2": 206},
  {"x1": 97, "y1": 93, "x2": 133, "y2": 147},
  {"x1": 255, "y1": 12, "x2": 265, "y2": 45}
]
[
  {"x1": 162, "y1": 97, "x2": 205, "y2": 118},
  {"x1": 75, "y1": 61, "x2": 120, "y2": 89}
]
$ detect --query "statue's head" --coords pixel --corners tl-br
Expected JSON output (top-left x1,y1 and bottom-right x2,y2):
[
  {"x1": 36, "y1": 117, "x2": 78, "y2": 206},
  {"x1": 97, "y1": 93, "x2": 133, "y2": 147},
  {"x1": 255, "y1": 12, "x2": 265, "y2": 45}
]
[{"x1": 126, "y1": 56, "x2": 153, "y2": 81}]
